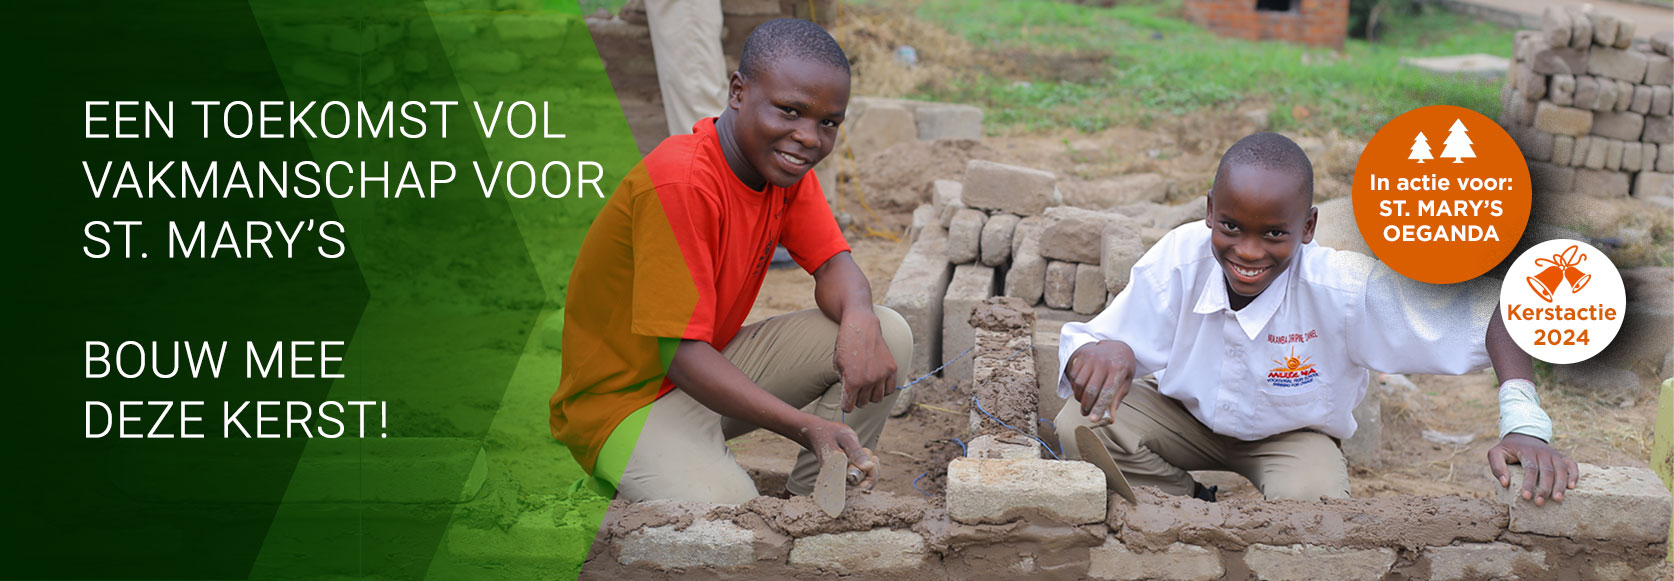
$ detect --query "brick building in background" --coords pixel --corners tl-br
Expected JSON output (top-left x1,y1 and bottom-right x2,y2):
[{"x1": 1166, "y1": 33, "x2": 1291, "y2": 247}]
[{"x1": 1183, "y1": 0, "x2": 1350, "y2": 50}]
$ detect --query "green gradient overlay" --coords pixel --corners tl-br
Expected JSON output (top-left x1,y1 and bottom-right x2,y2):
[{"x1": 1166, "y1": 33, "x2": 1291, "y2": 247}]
[{"x1": 9, "y1": 1, "x2": 637, "y2": 578}]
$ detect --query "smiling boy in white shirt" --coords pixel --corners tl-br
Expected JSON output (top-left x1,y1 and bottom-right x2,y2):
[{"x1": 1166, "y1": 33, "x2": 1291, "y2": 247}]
[{"x1": 1055, "y1": 132, "x2": 1578, "y2": 503}]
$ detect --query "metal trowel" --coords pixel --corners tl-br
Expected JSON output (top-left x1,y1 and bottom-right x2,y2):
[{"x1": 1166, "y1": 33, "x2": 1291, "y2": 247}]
[
  {"x1": 1075, "y1": 425, "x2": 1138, "y2": 505},
  {"x1": 813, "y1": 453, "x2": 861, "y2": 518}
]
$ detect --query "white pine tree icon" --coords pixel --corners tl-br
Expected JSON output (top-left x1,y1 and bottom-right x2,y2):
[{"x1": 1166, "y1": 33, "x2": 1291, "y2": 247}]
[
  {"x1": 1409, "y1": 132, "x2": 1433, "y2": 163},
  {"x1": 1440, "y1": 119, "x2": 1475, "y2": 163}
]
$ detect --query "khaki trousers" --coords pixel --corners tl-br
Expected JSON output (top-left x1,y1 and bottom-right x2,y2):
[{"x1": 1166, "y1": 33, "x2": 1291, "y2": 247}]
[
  {"x1": 645, "y1": 0, "x2": 728, "y2": 136},
  {"x1": 606, "y1": 306, "x2": 913, "y2": 504},
  {"x1": 1055, "y1": 377, "x2": 1351, "y2": 501}
]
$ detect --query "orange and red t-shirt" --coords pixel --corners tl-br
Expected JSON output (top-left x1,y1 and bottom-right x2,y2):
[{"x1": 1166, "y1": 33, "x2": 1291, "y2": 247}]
[{"x1": 549, "y1": 118, "x2": 850, "y2": 472}]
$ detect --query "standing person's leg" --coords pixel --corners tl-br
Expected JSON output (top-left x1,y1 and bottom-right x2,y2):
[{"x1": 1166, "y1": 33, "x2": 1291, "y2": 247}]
[
  {"x1": 1222, "y1": 430, "x2": 1351, "y2": 500},
  {"x1": 644, "y1": 0, "x2": 727, "y2": 135},
  {"x1": 599, "y1": 389, "x2": 760, "y2": 504},
  {"x1": 1055, "y1": 377, "x2": 1225, "y2": 496},
  {"x1": 718, "y1": 306, "x2": 913, "y2": 495}
]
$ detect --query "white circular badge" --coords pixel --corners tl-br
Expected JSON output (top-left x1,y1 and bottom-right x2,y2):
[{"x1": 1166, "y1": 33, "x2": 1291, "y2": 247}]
[{"x1": 1498, "y1": 239, "x2": 1625, "y2": 364}]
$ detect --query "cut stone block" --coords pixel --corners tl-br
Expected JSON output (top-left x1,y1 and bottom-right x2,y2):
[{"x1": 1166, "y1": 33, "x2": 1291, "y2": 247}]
[
  {"x1": 1505, "y1": 92, "x2": 1538, "y2": 126},
  {"x1": 1072, "y1": 263, "x2": 1105, "y2": 315},
  {"x1": 1662, "y1": 143, "x2": 1674, "y2": 171},
  {"x1": 967, "y1": 433, "x2": 1041, "y2": 460},
  {"x1": 616, "y1": 520, "x2": 755, "y2": 570},
  {"x1": 1654, "y1": 86, "x2": 1673, "y2": 117},
  {"x1": 1528, "y1": 41, "x2": 1588, "y2": 75},
  {"x1": 1577, "y1": 76, "x2": 1601, "y2": 110},
  {"x1": 1100, "y1": 221, "x2": 1144, "y2": 295},
  {"x1": 1612, "y1": 18, "x2": 1634, "y2": 49},
  {"x1": 915, "y1": 103, "x2": 984, "y2": 140},
  {"x1": 1043, "y1": 260, "x2": 1076, "y2": 310},
  {"x1": 980, "y1": 212, "x2": 1021, "y2": 267},
  {"x1": 1342, "y1": 393, "x2": 1381, "y2": 468},
  {"x1": 1637, "y1": 172, "x2": 1673, "y2": 202},
  {"x1": 1012, "y1": 215, "x2": 1046, "y2": 258},
  {"x1": 1005, "y1": 223, "x2": 1047, "y2": 304},
  {"x1": 1497, "y1": 463, "x2": 1673, "y2": 543},
  {"x1": 1614, "y1": 79, "x2": 1634, "y2": 112},
  {"x1": 1589, "y1": 13, "x2": 1619, "y2": 49},
  {"x1": 947, "y1": 208, "x2": 987, "y2": 265},
  {"x1": 1576, "y1": 168, "x2": 1631, "y2": 197},
  {"x1": 1656, "y1": 30, "x2": 1674, "y2": 55},
  {"x1": 939, "y1": 199, "x2": 966, "y2": 229},
  {"x1": 1593, "y1": 78, "x2": 1621, "y2": 112},
  {"x1": 1040, "y1": 206, "x2": 1132, "y2": 265},
  {"x1": 1528, "y1": 161, "x2": 1576, "y2": 195},
  {"x1": 1564, "y1": 6, "x2": 1591, "y2": 49},
  {"x1": 1590, "y1": 47, "x2": 1649, "y2": 83},
  {"x1": 1605, "y1": 138, "x2": 1625, "y2": 170},
  {"x1": 1584, "y1": 137, "x2": 1609, "y2": 169},
  {"x1": 1552, "y1": 135, "x2": 1576, "y2": 167},
  {"x1": 1541, "y1": 7, "x2": 1572, "y2": 49},
  {"x1": 963, "y1": 159, "x2": 1057, "y2": 216},
  {"x1": 846, "y1": 103, "x2": 918, "y2": 158},
  {"x1": 1570, "y1": 136, "x2": 1593, "y2": 166},
  {"x1": 1594, "y1": 112, "x2": 1644, "y2": 142},
  {"x1": 1533, "y1": 101, "x2": 1594, "y2": 136},
  {"x1": 1426, "y1": 543, "x2": 1548, "y2": 581},
  {"x1": 1624, "y1": 142, "x2": 1644, "y2": 172},
  {"x1": 789, "y1": 529, "x2": 928, "y2": 571},
  {"x1": 1244, "y1": 544, "x2": 1396, "y2": 581},
  {"x1": 1548, "y1": 74, "x2": 1576, "y2": 106},
  {"x1": 883, "y1": 227, "x2": 954, "y2": 377},
  {"x1": 1088, "y1": 539, "x2": 1222, "y2": 581},
  {"x1": 1516, "y1": 63, "x2": 1546, "y2": 99},
  {"x1": 1648, "y1": 53, "x2": 1674, "y2": 86},
  {"x1": 1645, "y1": 115, "x2": 1673, "y2": 144},
  {"x1": 942, "y1": 264, "x2": 997, "y2": 384},
  {"x1": 945, "y1": 457, "x2": 1105, "y2": 525},
  {"x1": 1632, "y1": 84, "x2": 1654, "y2": 115},
  {"x1": 1518, "y1": 128, "x2": 1555, "y2": 162},
  {"x1": 909, "y1": 203, "x2": 937, "y2": 241},
  {"x1": 931, "y1": 179, "x2": 962, "y2": 213}
]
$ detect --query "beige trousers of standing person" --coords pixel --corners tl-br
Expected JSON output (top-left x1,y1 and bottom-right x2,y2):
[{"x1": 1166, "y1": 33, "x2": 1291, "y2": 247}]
[
  {"x1": 607, "y1": 306, "x2": 913, "y2": 504},
  {"x1": 1055, "y1": 377, "x2": 1351, "y2": 501},
  {"x1": 645, "y1": 0, "x2": 728, "y2": 136}
]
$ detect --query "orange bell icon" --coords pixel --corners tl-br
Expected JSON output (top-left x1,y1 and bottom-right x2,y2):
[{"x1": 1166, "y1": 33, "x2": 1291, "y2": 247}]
[
  {"x1": 1563, "y1": 265, "x2": 1590, "y2": 293},
  {"x1": 1527, "y1": 265, "x2": 1565, "y2": 303}
]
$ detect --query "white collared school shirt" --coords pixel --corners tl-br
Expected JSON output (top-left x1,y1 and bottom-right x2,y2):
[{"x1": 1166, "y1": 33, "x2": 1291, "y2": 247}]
[{"x1": 1058, "y1": 220, "x2": 1498, "y2": 442}]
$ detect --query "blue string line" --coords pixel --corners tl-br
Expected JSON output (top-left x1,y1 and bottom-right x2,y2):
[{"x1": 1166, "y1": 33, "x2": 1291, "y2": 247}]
[
  {"x1": 949, "y1": 437, "x2": 967, "y2": 457},
  {"x1": 971, "y1": 392, "x2": 1062, "y2": 460},
  {"x1": 911, "y1": 472, "x2": 931, "y2": 497},
  {"x1": 896, "y1": 346, "x2": 973, "y2": 390}
]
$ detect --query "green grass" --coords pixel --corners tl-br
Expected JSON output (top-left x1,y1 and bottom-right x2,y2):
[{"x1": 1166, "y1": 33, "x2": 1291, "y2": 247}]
[{"x1": 910, "y1": 0, "x2": 1512, "y2": 137}]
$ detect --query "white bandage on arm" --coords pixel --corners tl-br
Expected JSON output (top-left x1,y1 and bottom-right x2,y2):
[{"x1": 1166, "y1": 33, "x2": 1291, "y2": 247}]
[{"x1": 1498, "y1": 378, "x2": 1553, "y2": 442}]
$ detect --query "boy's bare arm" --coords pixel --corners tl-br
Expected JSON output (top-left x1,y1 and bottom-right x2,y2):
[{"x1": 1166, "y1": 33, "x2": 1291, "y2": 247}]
[
  {"x1": 812, "y1": 251, "x2": 897, "y2": 412},
  {"x1": 1483, "y1": 304, "x2": 1579, "y2": 506},
  {"x1": 666, "y1": 338, "x2": 878, "y2": 488}
]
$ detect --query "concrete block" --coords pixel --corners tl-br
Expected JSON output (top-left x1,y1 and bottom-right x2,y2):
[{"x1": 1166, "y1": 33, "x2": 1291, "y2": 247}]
[
  {"x1": 1593, "y1": 78, "x2": 1621, "y2": 112},
  {"x1": 1497, "y1": 463, "x2": 1672, "y2": 542},
  {"x1": 1088, "y1": 539, "x2": 1222, "y2": 581},
  {"x1": 1519, "y1": 128, "x2": 1555, "y2": 162},
  {"x1": 616, "y1": 520, "x2": 755, "y2": 570},
  {"x1": 942, "y1": 264, "x2": 997, "y2": 383},
  {"x1": 1577, "y1": 76, "x2": 1602, "y2": 110},
  {"x1": 1564, "y1": 6, "x2": 1591, "y2": 49},
  {"x1": 967, "y1": 433, "x2": 1040, "y2": 460},
  {"x1": 1584, "y1": 137, "x2": 1609, "y2": 169},
  {"x1": 1039, "y1": 207, "x2": 1136, "y2": 265},
  {"x1": 883, "y1": 229, "x2": 954, "y2": 377},
  {"x1": 1645, "y1": 115, "x2": 1673, "y2": 144},
  {"x1": 931, "y1": 179, "x2": 962, "y2": 213},
  {"x1": 1663, "y1": 143, "x2": 1674, "y2": 171},
  {"x1": 963, "y1": 159, "x2": 1057, "y2": 216},
  {"x1": 1571, "y1": 136, "x2": 1594, "y2": 166},
  {"x1": 1100, "y1": 222, "x2": 1144, "y2": 295},
  {"x1": 1615, "y1": 79, "x2": 1635, "y2": 112},
  {"x1": 1005, "y1": 224, "x2": 1047, "y2": 304},
  {"x1": 915, "y1": 103, "x2": 984, "y2": 140},
  {"x1": 1528, "y1": 161, "x2": 1575, "y2": 195},
  {"x1": 945, "y1": 457, "x2": 1105, "y2": 525},
  {"x1": 909, "y1": 203, "x2": 937, "y2": 241},
  {"x1": 1426, "y1": 543, "x2": 1548, "y2": 581},
  {"x1": 846, "y1": 103, "x2": 917, "y2": 158},
  {"x1": 1656, "y1": 30, "x2": 1674, "y2": 56},
  {"x1": 1506, "y1": 92, "x2": 1538, "y2": 126},
  {"x1": 1342, "y1": 393, "x2": 1381, "y2": 468},
  {"x1": 1589, "y1": 13, "x2": 1619, "y2": 49},
  {"x1": 979, "y1": 212, "x2": 1021, "y2": 267},
  {"x1": 1541, "y1": 7, "x2": 1571, "y2": 49},
  {"x1": 1590, "y1": 47, "x2": 1648, "y2": 83},
  {"x1": 1533, "y1": 101, "x2": 1594, "y2": 136},
  {"x1": 1549, "y1": 74, "x2": 1576, "y2": 106},
  {"x1": 1033, "y1": 320, "x2": 1066, "y2": 426},
  {"x1": 939, "y1": 199, "x2": 967, "y2": 229},
  {"x1": 1244, "y1": 544, "x2": 1396, "y2": 581},
  {"x1": 1649, "y1": 53, "x2": 1674, "y2": 86},
  {"x1": 1612, "y1": 18, "x2": 1634, "y2": 49},
  {"x1": 1605, "y1": 138, "x2": 1625, "y2": 170},
  {"x1": 1012, "y1": 215, "x2": 1046, "y2": 258},
  {"x1": 1516, "y1": 63, "x2": 1546, "y2": 100},
  {"x1": 1528, "y1": 41, "x2": 1588, "y2": 75},
  {"x1": 1576, "y1": 168, "x2": 1631, "y2": 197},
  {"x1": 1623, "y1": 142, "x2": 1644, "y2": 171},
  {"x1": 1654, "y1": 87, "x2": 1673, "y2": 117},
  {"x1": 1637, "y1": 172, "x2": 1674, "y2": 201},
  {"x1": 948, "y1": 208, "x2": 987, "y2": 265},
  {"x1": 1551, "y1": 135, "x2": 1576, "y2": 166},
  {"x1": 1072, "y1": 263, "x2": 1105, "y2": 315},
  {"x1": 1043, "y1": 260, "x2": 1076, "y2": 310},
  {"x1": 1633, "y1": 85, "x2": 1655, "y2": 115},
  {"x1": 789, "y1": 529, "x2": 927, "y2": 571}
]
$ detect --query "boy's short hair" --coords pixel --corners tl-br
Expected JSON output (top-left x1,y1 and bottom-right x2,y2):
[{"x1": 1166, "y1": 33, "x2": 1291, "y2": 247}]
[
  {"x1": 1213, "y1": 132, "x2": 1314, "y2": 201},
  {"x1": 738, "y1": 18, "x2": 850, "y2": 79}
]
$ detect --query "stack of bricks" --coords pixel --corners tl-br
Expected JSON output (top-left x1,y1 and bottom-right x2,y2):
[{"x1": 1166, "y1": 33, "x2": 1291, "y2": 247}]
[{"x1": 1503, "y1": 6, "x2": 1674, "y2": 207}]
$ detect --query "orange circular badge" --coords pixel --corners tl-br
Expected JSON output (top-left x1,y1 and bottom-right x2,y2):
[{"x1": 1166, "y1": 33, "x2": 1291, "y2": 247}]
[{"x1": 1352, "y1": 105, "x2": 1531, "y2": 284}]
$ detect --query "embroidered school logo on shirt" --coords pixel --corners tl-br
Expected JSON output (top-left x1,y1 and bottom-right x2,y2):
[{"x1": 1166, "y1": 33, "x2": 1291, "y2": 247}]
[{"x1": 1266, "y1": 346, "x2": 1321, "y2": 390}]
